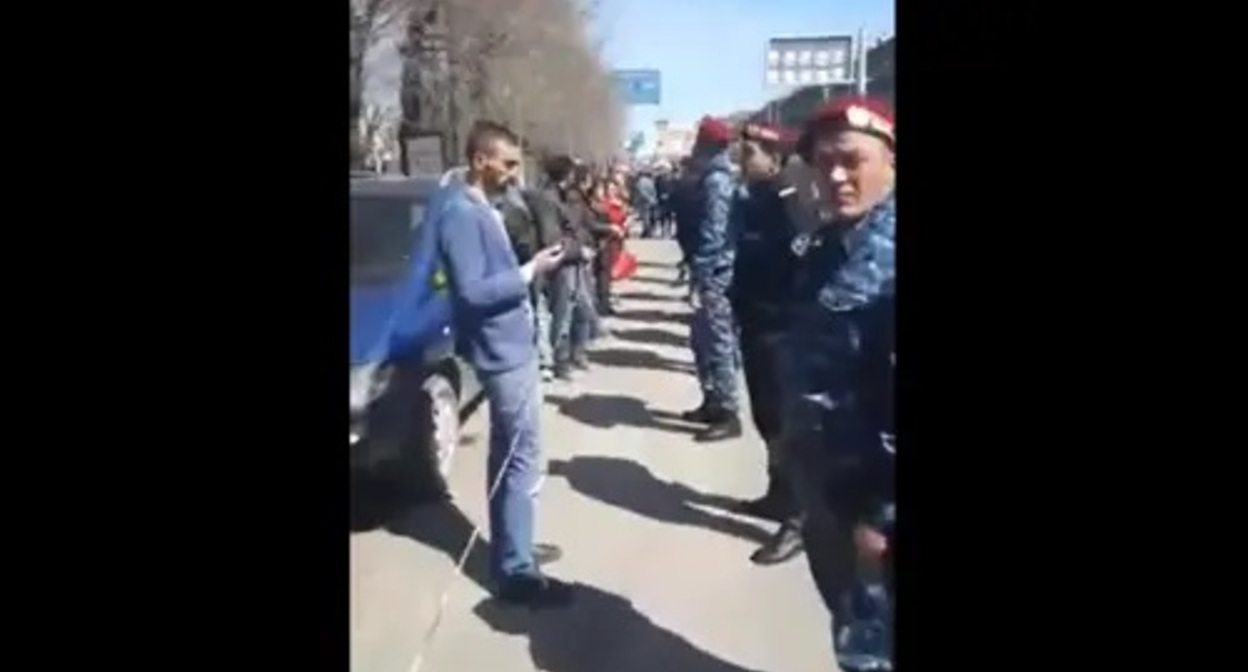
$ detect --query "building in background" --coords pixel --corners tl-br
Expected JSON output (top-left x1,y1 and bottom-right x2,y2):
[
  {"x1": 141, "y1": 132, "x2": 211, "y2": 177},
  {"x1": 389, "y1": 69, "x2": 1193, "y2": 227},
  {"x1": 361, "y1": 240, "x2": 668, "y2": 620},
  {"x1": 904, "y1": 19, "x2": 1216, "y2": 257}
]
[
  {"x1": 747, "y1": 35, "x2": 895, "y2": 129},
  {"x1": 864, "y1": 36, "x2": 894, "y2": 104}
]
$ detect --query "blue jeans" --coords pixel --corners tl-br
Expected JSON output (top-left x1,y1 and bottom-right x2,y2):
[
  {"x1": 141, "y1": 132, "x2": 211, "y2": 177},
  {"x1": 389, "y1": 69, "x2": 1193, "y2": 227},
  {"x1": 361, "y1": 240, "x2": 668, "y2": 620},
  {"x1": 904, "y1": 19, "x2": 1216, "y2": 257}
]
[
  {"x1": 480, "y1": 358, "x2": 543, "y2": 585},
  {"x1": 550, "y1": 264, "x2": 600, "y2": 365},
  {"x1": 531, "y1": 285, "x2": 554, "y2": 370}
]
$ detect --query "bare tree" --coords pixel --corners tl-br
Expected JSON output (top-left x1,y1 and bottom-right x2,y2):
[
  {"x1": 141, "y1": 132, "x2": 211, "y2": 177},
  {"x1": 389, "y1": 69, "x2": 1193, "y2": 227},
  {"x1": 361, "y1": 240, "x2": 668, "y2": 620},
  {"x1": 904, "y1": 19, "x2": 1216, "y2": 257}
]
[
  {"x1": 352, "y1": 0, "x2": 414, "y2": 167},
  {"x1": 384, "y1": 0, "x2": 624, "y2": 170}
]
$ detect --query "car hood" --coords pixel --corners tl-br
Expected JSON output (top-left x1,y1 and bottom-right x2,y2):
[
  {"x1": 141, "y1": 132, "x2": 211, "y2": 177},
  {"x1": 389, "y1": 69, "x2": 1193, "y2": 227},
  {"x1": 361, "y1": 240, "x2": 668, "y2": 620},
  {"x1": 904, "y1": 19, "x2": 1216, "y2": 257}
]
[
  {"x1": 350, "y1": 282, "x2": 405, "y2": 366},
  {"x1": 350, "y1": 280, "x2": 453, "y2": 366}
]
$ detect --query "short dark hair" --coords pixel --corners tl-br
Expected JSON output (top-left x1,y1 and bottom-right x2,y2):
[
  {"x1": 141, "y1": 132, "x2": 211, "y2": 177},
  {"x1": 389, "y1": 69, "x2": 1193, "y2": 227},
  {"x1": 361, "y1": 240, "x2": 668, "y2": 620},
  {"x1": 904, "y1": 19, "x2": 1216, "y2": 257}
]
[
  {"x1": 572, "y1": 164, "x2": 592, "y2": 185},
  {"x1": 464, "y1": 120, "x2": 519, "y2": 163},
  {"x1": 544, "y1": 154, "x2": 576, "y2": 184}
]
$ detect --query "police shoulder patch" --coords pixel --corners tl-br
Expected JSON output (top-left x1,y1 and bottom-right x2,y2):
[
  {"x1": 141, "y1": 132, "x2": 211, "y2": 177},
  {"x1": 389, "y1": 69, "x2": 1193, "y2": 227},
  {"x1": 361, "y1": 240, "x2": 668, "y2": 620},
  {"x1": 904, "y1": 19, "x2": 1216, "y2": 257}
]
[{"x1": 791, "y1": 233, "x2": 811, "y2": 256}]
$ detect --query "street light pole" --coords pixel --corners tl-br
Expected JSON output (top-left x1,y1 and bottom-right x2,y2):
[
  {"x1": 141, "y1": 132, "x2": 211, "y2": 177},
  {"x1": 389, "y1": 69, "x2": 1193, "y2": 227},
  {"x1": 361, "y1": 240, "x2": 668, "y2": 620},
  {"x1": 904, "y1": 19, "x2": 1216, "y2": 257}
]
[{"x1": 856, "y1": 26, "x2": 869, "y2": 96}]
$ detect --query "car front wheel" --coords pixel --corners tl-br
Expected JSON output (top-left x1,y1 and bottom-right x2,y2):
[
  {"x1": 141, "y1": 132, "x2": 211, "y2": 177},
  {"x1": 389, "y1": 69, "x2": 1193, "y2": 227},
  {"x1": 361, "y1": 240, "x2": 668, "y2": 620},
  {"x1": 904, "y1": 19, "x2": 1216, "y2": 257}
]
[{"x1": 408, "y1": 371, "x2": 460, "y2": 500}]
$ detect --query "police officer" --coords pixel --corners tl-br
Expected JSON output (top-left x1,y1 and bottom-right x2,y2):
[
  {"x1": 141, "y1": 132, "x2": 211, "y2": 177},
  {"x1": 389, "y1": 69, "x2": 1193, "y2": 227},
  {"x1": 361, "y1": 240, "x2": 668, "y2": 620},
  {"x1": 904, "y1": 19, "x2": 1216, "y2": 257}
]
[
  {"x1": 737, "y1": 147, "x2": 840, "y2": 566},
  {"x1": 722, "y1": 122, "x2": 810, "y2": 564},
  {"x1": 682, "y1": 116, "x2": 742, "y2": 442},
  {"x1": 781, "y1": 96, "x2": 895, "y2": 671}
]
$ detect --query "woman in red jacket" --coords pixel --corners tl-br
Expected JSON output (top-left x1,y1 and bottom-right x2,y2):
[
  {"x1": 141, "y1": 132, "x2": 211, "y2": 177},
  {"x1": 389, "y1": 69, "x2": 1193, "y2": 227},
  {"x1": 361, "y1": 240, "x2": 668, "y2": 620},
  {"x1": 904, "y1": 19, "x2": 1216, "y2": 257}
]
[{"x1": 602, "y1": 181, "x2": 628, "y2": 262}]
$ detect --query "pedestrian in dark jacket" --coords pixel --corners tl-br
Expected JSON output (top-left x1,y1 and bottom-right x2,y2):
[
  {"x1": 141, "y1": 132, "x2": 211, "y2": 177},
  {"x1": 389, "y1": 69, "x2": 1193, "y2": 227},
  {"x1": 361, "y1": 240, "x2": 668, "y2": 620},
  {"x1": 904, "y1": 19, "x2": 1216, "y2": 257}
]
[
  {"x1": 495, "y1": 183, "x2": 564, "y2": 377},
  {"x1": 540, "y1": 156, "x2": 603, "y2": 378},
  {"x1": 497, "y1": 186, "x2": 556, "y2": 265},
  {"x1": 654, "y1": 168, "x2": 675, "y2": 236}
]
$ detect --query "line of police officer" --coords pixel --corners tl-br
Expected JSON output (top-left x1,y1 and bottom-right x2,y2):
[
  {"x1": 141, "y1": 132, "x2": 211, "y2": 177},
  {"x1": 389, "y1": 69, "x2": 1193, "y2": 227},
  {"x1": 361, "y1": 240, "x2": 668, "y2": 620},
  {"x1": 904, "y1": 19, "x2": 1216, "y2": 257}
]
[{"x1": 677, "y1": 97, "x2": 896, "y2": 671}]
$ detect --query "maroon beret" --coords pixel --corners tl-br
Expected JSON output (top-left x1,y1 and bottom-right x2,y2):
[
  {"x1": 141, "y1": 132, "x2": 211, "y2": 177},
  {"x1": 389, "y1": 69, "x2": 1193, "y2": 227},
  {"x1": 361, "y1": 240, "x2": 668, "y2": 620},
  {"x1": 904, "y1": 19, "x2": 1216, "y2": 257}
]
[
  {"x1": 804, "y1": 96, "x2": 895, "y2": 146},
  {"x1": 696, "y1": 116, "x2": 733, "y2": 144}
]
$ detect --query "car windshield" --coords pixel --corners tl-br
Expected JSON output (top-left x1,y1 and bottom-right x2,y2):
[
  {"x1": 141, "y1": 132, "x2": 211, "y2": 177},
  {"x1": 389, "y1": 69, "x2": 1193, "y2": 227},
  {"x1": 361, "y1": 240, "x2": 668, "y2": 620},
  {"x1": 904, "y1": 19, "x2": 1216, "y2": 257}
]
[{"x1": 350, "y1": 194, "x2": 423, "y2": 285}]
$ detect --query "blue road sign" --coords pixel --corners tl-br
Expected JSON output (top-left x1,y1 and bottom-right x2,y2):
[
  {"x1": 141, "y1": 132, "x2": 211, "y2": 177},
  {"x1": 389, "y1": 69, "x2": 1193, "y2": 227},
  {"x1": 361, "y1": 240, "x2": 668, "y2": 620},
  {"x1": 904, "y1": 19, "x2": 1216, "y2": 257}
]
[{"x1": 611, "y1": 69, "x2": 662, "y2": 106}]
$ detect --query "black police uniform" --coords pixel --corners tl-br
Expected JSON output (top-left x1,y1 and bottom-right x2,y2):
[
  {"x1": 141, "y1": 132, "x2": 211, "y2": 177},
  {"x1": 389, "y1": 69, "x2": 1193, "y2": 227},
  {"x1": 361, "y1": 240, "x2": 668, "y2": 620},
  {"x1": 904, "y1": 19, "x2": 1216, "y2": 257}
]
[
  {"x1": 737, "y1": 172, "x2": 842, "y2": 564},
  {"x1": 728, "y1": 175, "x2": 803, "y2": 511},
  {"x1": 672, "y1": 175, "x2": 701, "y2": 277}
]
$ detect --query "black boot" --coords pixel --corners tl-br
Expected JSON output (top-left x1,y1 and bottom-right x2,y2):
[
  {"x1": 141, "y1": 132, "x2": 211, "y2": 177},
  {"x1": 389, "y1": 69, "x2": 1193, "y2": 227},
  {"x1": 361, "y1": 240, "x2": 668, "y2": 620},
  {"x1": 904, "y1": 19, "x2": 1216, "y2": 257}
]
[
  {"x1": 495, "y1": 573, "x2": 576, "y2": 609},
  {"x1": 694, "y1": 408, "x2": 742, "y2": 442},
  {"x1": 680, "y1": 402, "x2": 715, "y2": 423},
  {"x1": 750, "y1": 518, "x2": 804, "y2": 566}
]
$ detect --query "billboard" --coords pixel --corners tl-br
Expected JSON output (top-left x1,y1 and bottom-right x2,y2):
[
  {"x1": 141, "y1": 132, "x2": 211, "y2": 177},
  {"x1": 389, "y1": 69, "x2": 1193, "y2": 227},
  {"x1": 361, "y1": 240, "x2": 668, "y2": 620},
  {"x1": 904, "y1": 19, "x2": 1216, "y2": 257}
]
[
  {"x1": 611, "y1": 69, "x2": 662, "y2": 105},
  {"x1": 765, "y1": 36, "x2": 854, "y2": 88}
]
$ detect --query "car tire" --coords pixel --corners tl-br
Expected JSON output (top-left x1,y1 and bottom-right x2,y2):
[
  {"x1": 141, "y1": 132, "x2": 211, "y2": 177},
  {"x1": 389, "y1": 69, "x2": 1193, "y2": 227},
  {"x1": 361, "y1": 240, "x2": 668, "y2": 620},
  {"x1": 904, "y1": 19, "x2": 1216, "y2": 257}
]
[{"x1": 405, "y1": 371, "x2": 461, "y2": 501}]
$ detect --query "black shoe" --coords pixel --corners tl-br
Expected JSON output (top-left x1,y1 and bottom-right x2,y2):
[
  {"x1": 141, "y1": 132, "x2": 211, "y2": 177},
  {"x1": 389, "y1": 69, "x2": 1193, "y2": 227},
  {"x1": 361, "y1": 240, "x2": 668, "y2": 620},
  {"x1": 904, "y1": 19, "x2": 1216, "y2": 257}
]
[
  {"x1": 679, "y1": 403, "x2": 714, "y2": 423},
  {"x1": 495, "y1": 574, "x2": 576, "y2": 609},
  {"x1": 749, "y1": 521, "x2": 804, "y2": 565},
  {"x1": 533, "y1": 543, "x2": 563, "y2": 566},
  {"x1": 695, "y1": 412, "x2": 742, "y2": 442},
  {"x1": 571, "y1": 356, "x2": 590, "y2": 371},
  {"x1": 552, "y1": 365, "x2": 574, "y2": 381}
]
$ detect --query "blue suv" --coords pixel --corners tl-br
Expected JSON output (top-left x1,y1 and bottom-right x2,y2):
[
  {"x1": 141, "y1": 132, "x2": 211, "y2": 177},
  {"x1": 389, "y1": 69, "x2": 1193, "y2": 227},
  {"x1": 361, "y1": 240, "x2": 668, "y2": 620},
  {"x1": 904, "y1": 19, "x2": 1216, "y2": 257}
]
[{"x1": 349, "y1": 174, "x2": 480, "y2": 499}]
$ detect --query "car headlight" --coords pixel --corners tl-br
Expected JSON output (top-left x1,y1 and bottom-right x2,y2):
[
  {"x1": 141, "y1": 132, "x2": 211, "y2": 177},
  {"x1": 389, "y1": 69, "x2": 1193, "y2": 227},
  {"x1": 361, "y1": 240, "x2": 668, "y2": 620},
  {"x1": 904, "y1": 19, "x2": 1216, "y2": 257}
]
[{"x1": 349, "y1": 362, "x2": 393, "y2": 415}]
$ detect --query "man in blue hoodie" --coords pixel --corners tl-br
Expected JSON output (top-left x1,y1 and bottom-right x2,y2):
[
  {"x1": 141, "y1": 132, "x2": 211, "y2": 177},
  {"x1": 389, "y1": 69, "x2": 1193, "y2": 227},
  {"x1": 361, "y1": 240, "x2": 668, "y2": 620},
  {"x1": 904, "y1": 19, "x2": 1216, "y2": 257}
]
[{"x1": 430, "y1": 120, "x2": 573, "y2": 608}]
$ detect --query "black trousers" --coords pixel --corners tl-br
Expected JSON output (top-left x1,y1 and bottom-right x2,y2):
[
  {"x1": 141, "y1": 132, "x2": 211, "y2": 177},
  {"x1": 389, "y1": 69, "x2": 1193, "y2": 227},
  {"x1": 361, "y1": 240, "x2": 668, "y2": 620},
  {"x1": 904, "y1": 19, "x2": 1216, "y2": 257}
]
[
  {"x1": 592, "y1": 247, "x2": 612, "y2": 309},
  {"x1": 738, "y1": 322, "x2": 786, "y2": 445}
]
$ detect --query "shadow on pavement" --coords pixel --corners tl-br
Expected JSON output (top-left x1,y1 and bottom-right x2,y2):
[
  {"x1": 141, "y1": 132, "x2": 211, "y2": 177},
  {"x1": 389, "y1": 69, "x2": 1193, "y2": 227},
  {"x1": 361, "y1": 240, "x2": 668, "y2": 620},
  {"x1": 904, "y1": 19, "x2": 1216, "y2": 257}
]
[
  {"x1": 611, "y1": 326, "x2": 688, "y2": 349},
  {"x1": 588, "y1": 347, "x2": 694, "y2": 374},
  {"x1": 384, "y1": 501, "x2": 492, "y2": 592},
  {"x1": 625, "y1": 274, "x2": 676, "y2": 287},
  {"x1": 611, "y1": 307, "x2": 689, "y2": 325},
  {"x1": 545, "y1": 392, "x2": 701, "y2": 435},
  {"x1": 614, "y1": 290, "x2": 683, "y2": 303},
  {"x1": 636, "y1": 260, "x2": 669, "y2": 270},
  {"x1": 351, "y1": 468, "x2": 492, "y2": 590},
  {"x1": 547, "y1": 456, "x2": 771, "y2": 544},
  {"x1": 474, "y1": 583, "x2": 765, "y2": 672},
  {"x1": 350, "y1": 468, "x2": 416, "y2": 532}
]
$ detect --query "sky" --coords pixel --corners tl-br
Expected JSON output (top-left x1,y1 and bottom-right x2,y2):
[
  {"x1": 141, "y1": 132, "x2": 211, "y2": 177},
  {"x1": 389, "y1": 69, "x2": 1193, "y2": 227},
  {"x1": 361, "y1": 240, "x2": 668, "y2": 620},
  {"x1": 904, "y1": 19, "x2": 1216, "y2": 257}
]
[{"x1": 589, "y1": 0, "x2": 894, "y2": 144}]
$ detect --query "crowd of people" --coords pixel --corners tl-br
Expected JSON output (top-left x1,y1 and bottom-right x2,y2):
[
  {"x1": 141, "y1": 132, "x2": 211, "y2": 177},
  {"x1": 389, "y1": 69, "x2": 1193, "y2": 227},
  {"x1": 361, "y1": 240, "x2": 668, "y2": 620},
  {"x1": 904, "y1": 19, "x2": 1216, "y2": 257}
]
[{"x1": 422, "y1": 93, "x2": 896, "y2": 671}]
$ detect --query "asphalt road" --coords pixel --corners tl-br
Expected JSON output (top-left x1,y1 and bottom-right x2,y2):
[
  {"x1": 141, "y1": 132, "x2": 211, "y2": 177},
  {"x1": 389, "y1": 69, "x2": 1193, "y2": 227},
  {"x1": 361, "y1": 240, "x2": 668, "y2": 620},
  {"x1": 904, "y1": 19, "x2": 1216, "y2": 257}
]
[{"x1": 350, "y1": 239, "x2": 831, "y2": 672}]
